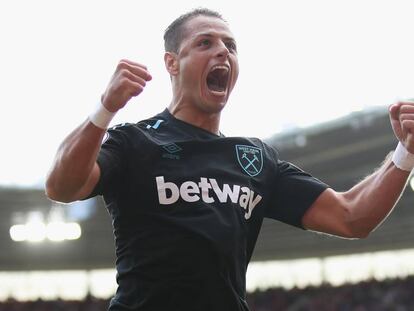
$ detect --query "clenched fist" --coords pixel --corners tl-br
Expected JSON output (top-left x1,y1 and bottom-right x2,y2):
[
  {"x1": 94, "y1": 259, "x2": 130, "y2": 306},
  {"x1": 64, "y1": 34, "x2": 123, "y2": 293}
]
[
  {"x1": 101, "y1": 59, "x2": 152, "y2": 112},
  {"x1": 389, "y1": 100, "x2": 414, "y2": 154}
]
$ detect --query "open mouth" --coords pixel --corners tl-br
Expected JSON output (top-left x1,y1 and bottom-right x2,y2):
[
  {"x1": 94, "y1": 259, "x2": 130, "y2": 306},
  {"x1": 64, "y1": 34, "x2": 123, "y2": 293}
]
[{"x1": 206, "y1": 65, "x2": 229, "y2": 94}]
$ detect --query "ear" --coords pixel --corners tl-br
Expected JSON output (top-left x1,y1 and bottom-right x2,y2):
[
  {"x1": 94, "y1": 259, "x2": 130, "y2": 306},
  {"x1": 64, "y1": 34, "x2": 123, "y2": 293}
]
[{"x1": 164, "y1": 52, "x2": 179, "y2": 76}]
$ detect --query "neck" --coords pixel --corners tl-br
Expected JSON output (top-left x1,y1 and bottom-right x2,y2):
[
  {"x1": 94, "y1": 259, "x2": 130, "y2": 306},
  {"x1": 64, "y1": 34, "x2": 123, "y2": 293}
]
[{"x1": 168, "y1": 96, "x2": 221, "y2": 136}]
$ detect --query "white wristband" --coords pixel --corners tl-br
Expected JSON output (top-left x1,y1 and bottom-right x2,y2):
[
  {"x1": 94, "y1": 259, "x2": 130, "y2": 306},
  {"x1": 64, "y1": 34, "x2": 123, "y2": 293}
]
[
  {"x1": 88, "y1": 101, "x2": 116, "y2": 129},
  {"x1": 392, "y1": 142, "x2": 414, "y2": 172}
]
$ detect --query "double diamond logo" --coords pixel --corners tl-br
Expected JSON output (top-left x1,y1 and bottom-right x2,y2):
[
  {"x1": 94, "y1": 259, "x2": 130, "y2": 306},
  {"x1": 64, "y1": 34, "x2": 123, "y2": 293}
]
[
  {"x1": 162, "y1": 143, "x2": 182, "y2": 153},
  {"x1": 162, "y1": 143, "x2": 182, "y2": 160},
  {"x1": 235, "y1": 145, "x2": 263, "y2": 177}
]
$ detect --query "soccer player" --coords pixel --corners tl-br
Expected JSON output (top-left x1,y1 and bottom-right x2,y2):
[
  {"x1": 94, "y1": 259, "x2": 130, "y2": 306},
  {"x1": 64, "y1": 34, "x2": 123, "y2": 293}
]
[{"x1": 45, "y1": 8, "x2": 414, "y2": 311}]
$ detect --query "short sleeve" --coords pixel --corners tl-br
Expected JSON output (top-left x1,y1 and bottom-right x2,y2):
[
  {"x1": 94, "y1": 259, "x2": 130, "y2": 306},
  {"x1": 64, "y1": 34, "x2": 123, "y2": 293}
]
[
  {"x1": 86, "y1": 126, "x2": 129, "y2": 198},
  {"x1": 265, "y1": 159, "x2": 329, "y2": 229}
]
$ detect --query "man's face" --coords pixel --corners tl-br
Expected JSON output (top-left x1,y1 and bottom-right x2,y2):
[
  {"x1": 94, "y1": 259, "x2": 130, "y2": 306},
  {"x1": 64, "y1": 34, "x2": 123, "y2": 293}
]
[{"x1": 173, "y1": 15, "x2": 239, "y2": 113}]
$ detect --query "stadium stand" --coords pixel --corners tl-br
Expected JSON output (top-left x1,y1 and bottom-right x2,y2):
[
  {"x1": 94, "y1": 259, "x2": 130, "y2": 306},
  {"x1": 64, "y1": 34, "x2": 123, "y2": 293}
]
[
  {"x1": 2, "y1": 107, "x2": 414, "y2": 310},
  {"x1": 1, "y1": 276, "x2": 414, "y2": 310}
]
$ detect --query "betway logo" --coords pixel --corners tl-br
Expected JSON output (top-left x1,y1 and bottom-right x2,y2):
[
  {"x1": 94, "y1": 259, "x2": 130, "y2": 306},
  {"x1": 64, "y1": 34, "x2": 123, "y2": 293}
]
[{"x1": 156, "y1": 176, "x2": 262, "y2": 220}]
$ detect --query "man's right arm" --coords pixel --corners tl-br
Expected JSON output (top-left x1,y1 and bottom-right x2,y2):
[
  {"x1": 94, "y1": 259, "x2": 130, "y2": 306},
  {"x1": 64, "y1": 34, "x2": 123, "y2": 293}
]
[
  {"x1": 45, "y1": 120, "x2": 105, "y2": 203},
  {"x1": 45, "y1": 59, "x2": 152, "y2": 203}
]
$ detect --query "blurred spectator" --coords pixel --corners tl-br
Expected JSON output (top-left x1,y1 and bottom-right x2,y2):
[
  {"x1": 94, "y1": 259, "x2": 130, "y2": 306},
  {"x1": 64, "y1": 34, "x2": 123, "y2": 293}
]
[
  {"x1": 247, "y1": 276, "x2": 414, "y2": 311},
  {"x1": 1, "y1": 276, "x2": 414, "y2": 310}
]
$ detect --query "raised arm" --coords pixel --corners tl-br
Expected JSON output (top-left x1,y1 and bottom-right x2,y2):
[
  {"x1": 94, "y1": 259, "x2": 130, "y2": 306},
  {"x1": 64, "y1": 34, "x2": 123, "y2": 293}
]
[
  {"x1": 302, "y1": 101, "x2": 414, "y2": 238},
  {"x1": 45, "y1": 60, "x2": 152, "y2": 203}
]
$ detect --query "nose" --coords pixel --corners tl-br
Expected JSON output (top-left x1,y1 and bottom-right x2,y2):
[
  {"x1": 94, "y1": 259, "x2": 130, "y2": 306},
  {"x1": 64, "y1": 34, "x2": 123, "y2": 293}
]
[{"x1": 215, "y1": 41, "x2": 229, "y2": 59}]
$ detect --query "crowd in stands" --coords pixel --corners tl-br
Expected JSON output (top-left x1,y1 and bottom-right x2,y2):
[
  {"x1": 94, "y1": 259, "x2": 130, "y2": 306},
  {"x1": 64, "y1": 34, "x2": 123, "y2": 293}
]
[
  {"x1": 0, "y1": 294, "x2": 107, "y2": 311},
  {"x1": 1, "y1": 276, "x2": 414, "y2": 310},
  {"x1": 247, "y1": 277, "x2": 414, "y2": 311},
  {"x1": 0, "y1": 294, "x2": 108, "y2": 311}
]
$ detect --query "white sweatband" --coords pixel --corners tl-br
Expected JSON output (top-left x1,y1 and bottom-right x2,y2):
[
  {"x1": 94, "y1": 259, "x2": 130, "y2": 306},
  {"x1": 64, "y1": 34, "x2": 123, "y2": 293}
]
[
  {"x1": 88, "y1": 101, "x2": 116, "y2": 129},
  {"x1": 392, "y1": 142, "x2": 414, "y2": 172}
]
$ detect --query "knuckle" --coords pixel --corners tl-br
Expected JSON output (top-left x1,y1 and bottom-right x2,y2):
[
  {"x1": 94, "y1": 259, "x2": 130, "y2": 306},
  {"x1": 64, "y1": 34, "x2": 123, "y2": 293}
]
[
  {"x1": 134, "y1": 83, "x2": 144, "y2": 92},
  {"x1": 132, "y1": 86, "x2": 143, "y2": 97},
  {"x1": 118, "y1": 68, "x2": 130, "y2": 77},
  {"x1": 133, "y1": 89, "x2": 142, "y2": 96},
  {"x1": 118, "y1": 77, "x2": 129, "y2": 87},
  {"x1": 117, "y1": 60, "x2": 129, "y2": 71}
]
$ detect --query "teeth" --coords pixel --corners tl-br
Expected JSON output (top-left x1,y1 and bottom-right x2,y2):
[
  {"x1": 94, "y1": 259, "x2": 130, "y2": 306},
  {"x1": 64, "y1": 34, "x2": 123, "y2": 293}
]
[
  {"x1": 211, "y1": 65, "x2": 229, "y2": 72},
  {"x1": 206, "y1": 65, "x2": 230, "y2": 94}
]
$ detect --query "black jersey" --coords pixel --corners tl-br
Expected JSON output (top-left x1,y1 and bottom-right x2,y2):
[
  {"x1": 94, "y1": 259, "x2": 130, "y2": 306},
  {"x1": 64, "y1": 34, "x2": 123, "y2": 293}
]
[{"x1": 89, "y1": 109, "x2": 328, "y2": 311}]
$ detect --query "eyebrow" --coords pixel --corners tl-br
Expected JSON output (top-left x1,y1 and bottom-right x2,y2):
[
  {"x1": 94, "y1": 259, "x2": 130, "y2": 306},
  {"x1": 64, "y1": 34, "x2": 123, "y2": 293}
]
[{"x1": 195, "y1": 33, "x2": 237, "y2": 44}]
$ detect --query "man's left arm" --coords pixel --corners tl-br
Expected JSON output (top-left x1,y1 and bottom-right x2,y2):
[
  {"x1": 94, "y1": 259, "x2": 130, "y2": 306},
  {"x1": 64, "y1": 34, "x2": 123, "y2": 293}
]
[{"x1": 302, "y1": 101, "x2": 414, "y2": 238}]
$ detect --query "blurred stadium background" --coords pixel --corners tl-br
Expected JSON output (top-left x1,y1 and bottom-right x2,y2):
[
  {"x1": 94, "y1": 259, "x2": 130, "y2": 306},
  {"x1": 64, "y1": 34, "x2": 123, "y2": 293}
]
[{"x1": 2, "y1": 106, "x2": 414, "y2": 310}]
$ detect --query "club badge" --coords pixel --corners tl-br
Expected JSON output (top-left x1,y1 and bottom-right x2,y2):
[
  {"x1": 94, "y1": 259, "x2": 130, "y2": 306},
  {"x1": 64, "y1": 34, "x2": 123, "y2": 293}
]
[{"x1": 235, "y1": 145, "x2": 263, "y2": 177}]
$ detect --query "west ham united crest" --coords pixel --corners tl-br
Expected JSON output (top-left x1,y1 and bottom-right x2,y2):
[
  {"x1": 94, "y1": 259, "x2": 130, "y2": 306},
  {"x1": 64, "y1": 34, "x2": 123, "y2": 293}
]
[{"x1": 235, "y1": 145, "x2": 263, "y2": 177}]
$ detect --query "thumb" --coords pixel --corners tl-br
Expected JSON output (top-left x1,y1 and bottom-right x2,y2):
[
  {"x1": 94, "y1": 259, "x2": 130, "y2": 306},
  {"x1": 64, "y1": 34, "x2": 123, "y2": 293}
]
[
  {"x1": 389, "y1": 102, "x2": 404, "y2": 141},
  {"x1": 389, "y1": 102, "x2": 401, "y2": 121},
  {"x1": 388, "y1": 102, "x2": 402, "y2": 121}
]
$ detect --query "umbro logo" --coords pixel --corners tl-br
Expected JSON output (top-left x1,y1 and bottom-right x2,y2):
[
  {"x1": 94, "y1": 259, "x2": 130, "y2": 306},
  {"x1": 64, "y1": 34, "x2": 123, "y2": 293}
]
[
  {"x1": 162, "y1": 143, "x2": 182, "y2": 160},
  {"x1": 163, "y1": 143, "x2": 182, "y2": 153}
]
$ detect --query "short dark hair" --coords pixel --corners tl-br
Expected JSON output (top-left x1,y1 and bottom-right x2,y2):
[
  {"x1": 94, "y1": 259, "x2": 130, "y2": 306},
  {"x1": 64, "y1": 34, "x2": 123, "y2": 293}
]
[{"x1": 163, "y1": 8, "x2": 226, "y2": 53}]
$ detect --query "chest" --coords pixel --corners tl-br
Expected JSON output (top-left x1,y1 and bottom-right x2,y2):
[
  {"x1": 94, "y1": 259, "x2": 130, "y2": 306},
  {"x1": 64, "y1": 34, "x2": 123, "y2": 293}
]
[
  {"x1": 139, "y1": 140, "x2": 265, "y2": 208},
  {"x1": 113, "y1": 136, "x2": 272, "y2": 256}
]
